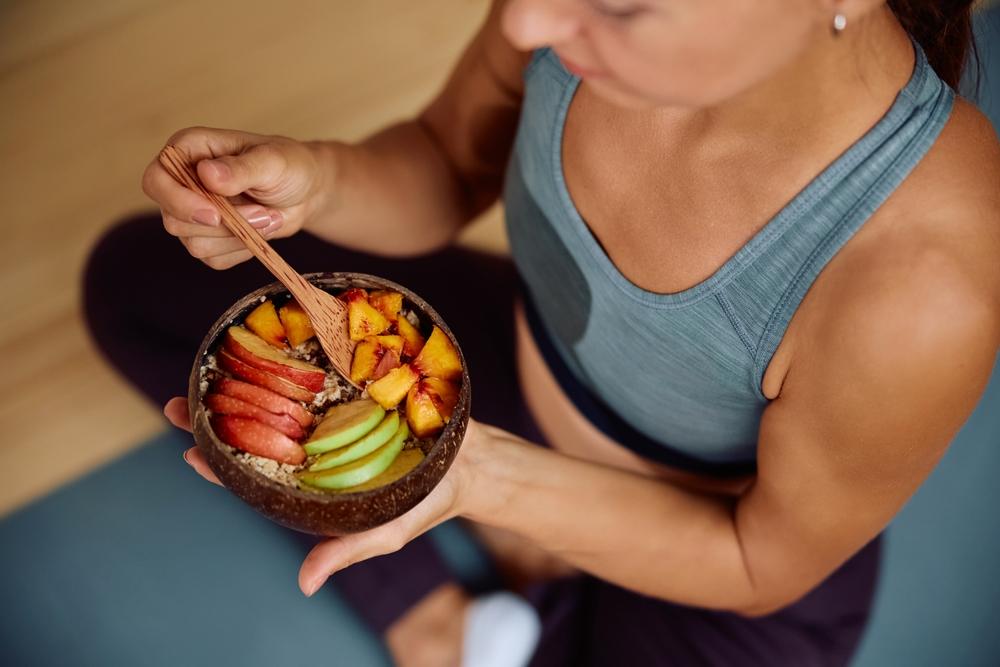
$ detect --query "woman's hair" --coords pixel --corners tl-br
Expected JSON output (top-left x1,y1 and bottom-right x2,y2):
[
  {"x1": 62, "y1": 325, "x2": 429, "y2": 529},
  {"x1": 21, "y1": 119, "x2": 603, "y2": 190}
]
[{"x1": 887, "y1": 0, "x2": 977, "y2": 89}]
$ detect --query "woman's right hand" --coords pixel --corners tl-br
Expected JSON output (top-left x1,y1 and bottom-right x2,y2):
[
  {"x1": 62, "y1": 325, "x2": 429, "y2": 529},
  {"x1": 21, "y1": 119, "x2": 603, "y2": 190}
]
[{"x1": 142, "y1": 127, "x2": 329, "y2": 269}]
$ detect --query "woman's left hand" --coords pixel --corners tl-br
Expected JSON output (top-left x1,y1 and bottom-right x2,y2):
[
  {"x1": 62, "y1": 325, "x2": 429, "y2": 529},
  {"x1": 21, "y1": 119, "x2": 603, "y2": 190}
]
[{"x1": 163, "y1": 396, "x2": 483, "y2": 597}]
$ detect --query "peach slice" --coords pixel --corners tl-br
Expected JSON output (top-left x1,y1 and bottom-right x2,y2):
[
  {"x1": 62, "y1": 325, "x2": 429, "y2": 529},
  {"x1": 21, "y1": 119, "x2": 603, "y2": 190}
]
[
  {"x1": 422, "y1": 377, "x2": 459, "y2": 422},
  {"x1": 366, "y1": 363, "x2": 419, "y2": 409},
  {"x1": 204, "y1": 393, "x2": 305, "y2": 439},
  {"x1": 211, "y1": 415, "x2": 306, "y2": 465},
  {"x1": 212, "y1": 378, "x2": 313, "y2": 428},
  {"x1": 218, "y1": 350, "x2": 316, "y2": 403},
  {"x1": 224, "y1": 326, "x2": 326, "y2": 392},
  {"x1": 278, "y1": 300, "x2": 315, "y2": 348},
  {"x1": 375, "y1": 335, "x2": 404, "y2": 357},
  {"x1": 396, "y1": 315, "x2": 425, "y2": 358},
  {"x1": 369, "y1": 290, "x2": 403, "y2": 322},
  {"x1": 244, "y1": 300, "x2": 287, "y2": 348},
  {"x1": 340, "y1": 287, "x2": 369, "y2": 303},
  {"x1": 411, "y1": 326, "x2": 462, "y2": 381},
  {"x1": 350, "y1": 338, "x2": 382, "y2": 385},
  {"x1": 347, "y1": 298, "x2": 391, "y2": 342},
  {"x1": 406, "y1": 382, "x2": 445, "y2": 438}
]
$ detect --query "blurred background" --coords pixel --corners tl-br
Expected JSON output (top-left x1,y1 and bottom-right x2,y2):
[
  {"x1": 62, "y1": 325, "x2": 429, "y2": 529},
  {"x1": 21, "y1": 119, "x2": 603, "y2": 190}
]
[{"x1": 0, "y1": 1, "x2": 997, "y2": 666}]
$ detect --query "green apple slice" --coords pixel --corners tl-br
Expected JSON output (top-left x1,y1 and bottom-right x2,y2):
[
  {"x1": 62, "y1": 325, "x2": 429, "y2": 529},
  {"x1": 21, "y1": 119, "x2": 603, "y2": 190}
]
[
  {"x1": 308, "y1": 411, "x2": 400, "y2": 471},
  {"x1": 304, "y1": 399, "x2": 384, "y2": 455},
  {"x1": 298, "y1": 421, "x2": 409, "y2": 490},
  {"x1": 340, "y1": 448, "x2": 425, "y2": 493}
]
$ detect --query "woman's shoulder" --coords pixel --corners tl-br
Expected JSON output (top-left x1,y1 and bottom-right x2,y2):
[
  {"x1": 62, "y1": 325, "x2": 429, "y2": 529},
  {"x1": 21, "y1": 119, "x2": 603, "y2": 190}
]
[
  {"x1": 789, "y1": 98, "x2": 999, "y2": 390},
  {"x1": 881, "y1": 97, "x2": 1000, "y2": 303}
]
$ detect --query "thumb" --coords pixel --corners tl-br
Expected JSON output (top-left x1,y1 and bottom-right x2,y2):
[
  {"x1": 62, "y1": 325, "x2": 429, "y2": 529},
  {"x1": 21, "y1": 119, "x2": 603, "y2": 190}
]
[{"x1": 197, "y1": 144, "x2": 285, "y2": 198}]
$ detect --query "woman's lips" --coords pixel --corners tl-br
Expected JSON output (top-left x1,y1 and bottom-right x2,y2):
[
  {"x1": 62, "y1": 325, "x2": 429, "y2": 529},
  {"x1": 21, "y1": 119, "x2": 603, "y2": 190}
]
[{"x1": 557, "y1": 55, "x2": 606, "y2": 79}]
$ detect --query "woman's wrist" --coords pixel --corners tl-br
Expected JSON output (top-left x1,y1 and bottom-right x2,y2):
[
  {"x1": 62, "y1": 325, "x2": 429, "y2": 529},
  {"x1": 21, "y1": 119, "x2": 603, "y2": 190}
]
[
  {"x1": 454, "y1": 422, "x2": 520, "y2": 526},
  {"x1": 301, "y1": 139, "x2": 347, "y2": 236}
]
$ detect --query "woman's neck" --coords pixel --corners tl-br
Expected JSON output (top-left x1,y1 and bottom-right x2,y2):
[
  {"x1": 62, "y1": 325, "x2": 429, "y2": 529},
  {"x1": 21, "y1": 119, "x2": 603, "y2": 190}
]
[{"x1": 662, "y1": 6, "x2": 916, "y2": 156}]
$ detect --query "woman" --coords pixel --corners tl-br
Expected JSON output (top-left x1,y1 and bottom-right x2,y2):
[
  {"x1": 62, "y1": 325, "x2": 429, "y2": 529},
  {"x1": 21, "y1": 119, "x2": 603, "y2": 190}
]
[{"x1": 86, "y1": 0, "x2": 999, "y2": 664}]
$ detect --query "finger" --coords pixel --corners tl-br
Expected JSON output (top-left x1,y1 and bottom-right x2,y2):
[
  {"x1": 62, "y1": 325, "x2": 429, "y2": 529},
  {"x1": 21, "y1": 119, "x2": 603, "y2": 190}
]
[
  {"x1": 163, "y1": 206, "x2": 285, "y2": 240},
  {"x1": 143, "y1": 158, "x2": 221, "y2": 226},
  {"x1": 179, "y1": 217, "x2": 283, "y2": 260},
  {"x1": 167, "y1": 126, "x2": 264, "y2": 162},
  {"x1": 197, "y1": 143, "x2": 286, "y2": 198},
  {"x1": 298, "y1": 527, "x2": 401, "y2": 596},
  {"x1": 297, "y1": 484, "x2": 456, "y2": 596},
  {"x1": 146, "y1": 127, "x2": 270, "y2": 224},
  {"x1": 202, "y1": 249, "x2": 254, "y2": 271},
  {"x1": 164, "y1": 397, "x2": 192, "y2": 431},
  {"x1": 182, "y1": 447, "x2": 223, "y2": 486}
]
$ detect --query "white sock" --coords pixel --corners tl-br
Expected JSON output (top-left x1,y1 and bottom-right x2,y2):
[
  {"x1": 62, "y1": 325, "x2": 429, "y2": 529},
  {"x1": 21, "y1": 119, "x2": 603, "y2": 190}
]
[{"x1": 461, "y1": 591, "x2": 542, "y2": 667}]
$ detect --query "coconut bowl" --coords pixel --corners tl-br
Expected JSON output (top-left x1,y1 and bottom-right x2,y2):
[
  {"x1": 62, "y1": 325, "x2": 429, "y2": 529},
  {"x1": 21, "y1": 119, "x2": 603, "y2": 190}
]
[{"x1": 188, "y1": 272, "x2": 470, "y2": 536}]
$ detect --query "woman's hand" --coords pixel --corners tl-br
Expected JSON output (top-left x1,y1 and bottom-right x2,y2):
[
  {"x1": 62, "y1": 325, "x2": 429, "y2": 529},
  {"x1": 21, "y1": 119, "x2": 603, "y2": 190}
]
[
  {"x1": 142, "y1": 127, "x2": 330, "y2": 269},
  {"x1": 164, "y1": 397, "x2": 481, "y2": 596}
]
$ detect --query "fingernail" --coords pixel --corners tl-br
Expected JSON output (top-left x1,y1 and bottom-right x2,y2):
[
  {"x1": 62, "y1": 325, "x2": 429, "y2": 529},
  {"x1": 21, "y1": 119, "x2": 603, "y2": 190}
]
[
  {"x1": 247, "y1": 209, "x2": 271, "y2": 227},
  {"x1": 305, "y1": 577, "x2": 325, "y2": 597},
  {"x1": 262, "y1": 219, "x2": 284, "y2": 239},
  {"x1": 182, "y1": 449, "x2": 191, "y2": 465},
  {"x1": 204, "y1": 159, "x2": 231, "y2": 181},
  {"x1": 191, "y1": 209, "x2": 220, "y2": 226}
]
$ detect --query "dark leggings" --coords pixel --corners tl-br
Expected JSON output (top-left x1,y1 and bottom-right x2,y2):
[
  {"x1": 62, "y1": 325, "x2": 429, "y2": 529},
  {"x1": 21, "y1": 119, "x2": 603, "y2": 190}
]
[{"x1": 84, "y1": 214, "x2": 880, "y2": 666}]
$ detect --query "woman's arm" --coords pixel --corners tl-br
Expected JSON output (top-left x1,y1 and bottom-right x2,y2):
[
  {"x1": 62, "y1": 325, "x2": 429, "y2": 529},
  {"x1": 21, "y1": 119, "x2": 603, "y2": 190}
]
[
  {"x1": 304, "y1": 0, "x2": 528, "y2": 256},
  {"x1": 291, "y1": 252, "x2": 998, "y2": 610},
  {"x1": 459, "y1": 253, "x2": 999, "y2": 615}
]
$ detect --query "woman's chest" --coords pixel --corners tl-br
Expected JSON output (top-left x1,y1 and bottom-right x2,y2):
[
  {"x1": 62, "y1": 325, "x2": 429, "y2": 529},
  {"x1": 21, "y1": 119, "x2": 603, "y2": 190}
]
[{"x1": 560, "y1": 85, "x2": 818, "y2": 295}]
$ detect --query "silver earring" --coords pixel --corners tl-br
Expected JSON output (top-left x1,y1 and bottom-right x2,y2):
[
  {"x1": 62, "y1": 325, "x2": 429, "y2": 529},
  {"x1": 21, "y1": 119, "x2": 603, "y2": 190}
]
[{"x1": 832, "y1": 13, "x2": 847, "y2": 35}]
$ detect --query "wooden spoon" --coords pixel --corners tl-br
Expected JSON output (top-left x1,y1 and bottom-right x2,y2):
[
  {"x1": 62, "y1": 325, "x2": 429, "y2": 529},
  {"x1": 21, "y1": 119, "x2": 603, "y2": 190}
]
[{"x1": 158, "y1": 145, "x2": 359, "y2": 389}]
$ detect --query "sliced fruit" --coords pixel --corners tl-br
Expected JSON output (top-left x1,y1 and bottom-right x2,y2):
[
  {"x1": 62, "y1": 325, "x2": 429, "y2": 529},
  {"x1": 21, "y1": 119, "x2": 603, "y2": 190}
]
[
  {"x1": 411, "y1": 326, "x2": 462, "y2": 381},
  {"x1": 298, "y1": 421, "x2": 409, "y2": 490},
  {"x1": 369, "y1": 290, "x2": 403, "y2": 322},
  {"x1": 348, "y1": 298, "x2": 391, "y2": 342},
  {"x1": 422, "y1": 377, "x2": 460, "y2": 422},
  {"x1": 371, "y1": 348, "x2": 401, "y2": 381},
  {"x1": 340, "y1": 448, "x2": 425, "y2": 492},
  {"x1": 224, "y1": 326, "x2": 326, "y2": 392},
  {"x1": 244, "y1": 300, "x2": 286, "y2": 348},
  {"x1": 211, "y1": 415, "x2": 306, "y2": 465},
  {"x1": 309, "y1": 411, "x2": 400, "y2": 471},
  {"x1": 204, "y1": 393, "x2": 305, "y2": 439},
  {"x1": 212, "y1": 378, "x2": 313, "y2": 428},
  {"x1": 350, "y1": 338, "x2": 382, "y2": 385},
  {"x1": 366, "y1": 364, "x2": 420, "y2": 409},
  {"x1": 375, "y1": 335, "x2": 404, "y2": 356},
  {"x1": 395, "y1": 315, "x2": 425, "y2": 358},
  {"x1": 278, "y1": 300, "x2": 315, "y2": 348},
  {"x1": 406, "y1": 382, "x2": 445, "y2": 438},
  {"x1": 217, "y1": 350, "x2": 316, "y2": 403},
  {"x1": 340, "y1": 288, "x2": 369, "y2": 303},
  {"x1": 304, "y1": 399, "x2": 385, "y2": 455}
]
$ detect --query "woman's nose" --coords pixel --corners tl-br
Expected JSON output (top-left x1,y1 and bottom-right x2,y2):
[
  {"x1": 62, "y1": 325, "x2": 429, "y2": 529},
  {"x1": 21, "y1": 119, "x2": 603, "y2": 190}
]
[{"x1": 502, "y1": 0, "x2": 584, "y2": 51}]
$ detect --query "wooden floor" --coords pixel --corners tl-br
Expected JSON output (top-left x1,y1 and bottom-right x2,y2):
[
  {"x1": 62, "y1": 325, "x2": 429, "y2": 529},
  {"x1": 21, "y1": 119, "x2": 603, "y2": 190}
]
[{"x1": 0, "y1": 0, "x2": 502, "y2": 516}]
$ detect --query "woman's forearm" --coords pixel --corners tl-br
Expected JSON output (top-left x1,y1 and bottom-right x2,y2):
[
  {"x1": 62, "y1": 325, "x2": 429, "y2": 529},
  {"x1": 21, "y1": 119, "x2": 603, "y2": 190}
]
[
  {"x1": 461, "y1": 427, "x2": 760, "y2": 612},
  {"x1": 303, "y1": 120, "x2": 477, "y2": 257}
]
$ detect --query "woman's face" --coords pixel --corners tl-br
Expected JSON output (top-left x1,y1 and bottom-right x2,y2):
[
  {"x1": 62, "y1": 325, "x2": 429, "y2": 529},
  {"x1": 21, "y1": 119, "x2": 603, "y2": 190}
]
[{"x1": 501, "y1": 0, "x2": 830, "y2": 109}]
